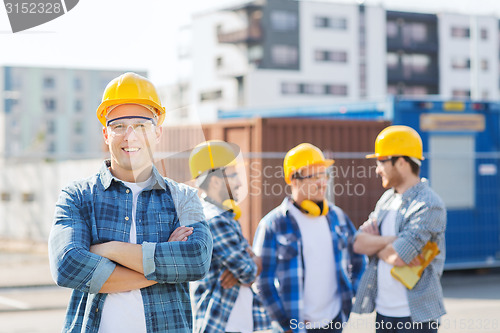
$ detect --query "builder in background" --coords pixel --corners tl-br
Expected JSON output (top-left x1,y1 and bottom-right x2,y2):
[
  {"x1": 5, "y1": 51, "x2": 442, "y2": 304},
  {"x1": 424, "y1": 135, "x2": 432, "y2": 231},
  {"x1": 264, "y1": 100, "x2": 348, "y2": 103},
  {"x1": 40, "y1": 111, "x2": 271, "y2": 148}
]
[
  {"x1": 253, "y1": 143, "x2": 366, "y2": 333},
  {"x1": 352, "y1": 125, "x2": 446, "y2": 333},
  {"x1": 189, "y1": 140, "x2": 271, "y2": 333},
  {"x1": 48, "y1": 72, "x2": 213, "y2": 333}
]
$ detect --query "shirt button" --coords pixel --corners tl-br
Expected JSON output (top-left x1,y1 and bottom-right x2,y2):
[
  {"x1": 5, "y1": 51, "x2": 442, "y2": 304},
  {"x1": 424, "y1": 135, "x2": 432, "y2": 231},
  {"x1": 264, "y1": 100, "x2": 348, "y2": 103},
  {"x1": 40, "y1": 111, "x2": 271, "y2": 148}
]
[
  {"x1": 125, "y1": 216, "x2": 129, "y2": 221},
  {"x1": 126, "y1": 189, "x2": 130, "y2": 194}
]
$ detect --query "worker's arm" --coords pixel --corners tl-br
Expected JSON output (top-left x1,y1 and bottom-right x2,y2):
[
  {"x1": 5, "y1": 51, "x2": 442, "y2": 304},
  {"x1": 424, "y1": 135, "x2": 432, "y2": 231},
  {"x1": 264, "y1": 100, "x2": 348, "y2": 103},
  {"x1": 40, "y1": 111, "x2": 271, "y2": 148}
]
[
  {"x1": 90, "y1": 226, "x2": 194, "y2": 275},
  {"x1": 49, "y1": 187, "x2": 117, "y2": 294},
  {"x1": 98, "y1": 265, "x2": 157, "y2": 293},
  {"x1": 353, "y1": 219, "x2": 396, "y2": 256},
  {"x1": 392, "y1": 203, "x2": 446, "y2": 265}
]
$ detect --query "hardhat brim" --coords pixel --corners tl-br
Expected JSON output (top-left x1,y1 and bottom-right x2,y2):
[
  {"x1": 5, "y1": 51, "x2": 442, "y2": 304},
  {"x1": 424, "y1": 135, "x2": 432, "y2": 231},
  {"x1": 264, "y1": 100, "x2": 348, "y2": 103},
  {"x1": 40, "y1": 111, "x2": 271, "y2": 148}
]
[
  {"x1": 285, "y1": 158, "x2": 335, "y2": 184},
  {"x1": 97, "y1": 99, "x2": 166, "y2": 126}
]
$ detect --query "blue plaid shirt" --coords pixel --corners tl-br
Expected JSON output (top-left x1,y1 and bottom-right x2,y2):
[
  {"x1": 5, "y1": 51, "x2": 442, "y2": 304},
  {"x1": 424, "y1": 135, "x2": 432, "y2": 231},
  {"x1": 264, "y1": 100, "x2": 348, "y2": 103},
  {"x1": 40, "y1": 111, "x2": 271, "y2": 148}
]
[
  {"x1": 253, "y1": 198, "x2": 366, "y2": 333},
  {"x1": 352, "y1": 179, "x2": 447, "y2": 323},
  {"x1": 48, "y1": 161, "x2": 213, "y2": 333},
  {"x1": 191, "y1": 199, "x2": 271, "y2": 333}
]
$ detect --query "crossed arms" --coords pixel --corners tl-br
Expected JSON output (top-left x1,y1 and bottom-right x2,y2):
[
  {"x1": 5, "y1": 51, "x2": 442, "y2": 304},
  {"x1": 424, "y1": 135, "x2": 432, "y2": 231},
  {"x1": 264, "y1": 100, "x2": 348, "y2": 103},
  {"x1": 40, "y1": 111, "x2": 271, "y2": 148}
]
[
  {"x1": 353, "y1": 220, "x2": 419, "y2": 267},
  {"x1": 353, "y1": 202, "x2": 446, "y2": 266},
  {"x1": 48, "y1": 187, "x2": 213, "y2": 295}
]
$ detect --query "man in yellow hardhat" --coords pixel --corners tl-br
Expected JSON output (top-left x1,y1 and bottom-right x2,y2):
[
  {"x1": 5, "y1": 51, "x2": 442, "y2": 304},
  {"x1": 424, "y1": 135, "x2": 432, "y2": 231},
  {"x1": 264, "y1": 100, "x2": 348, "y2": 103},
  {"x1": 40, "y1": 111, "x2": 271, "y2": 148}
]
[
  {"x1": 48, "y1": 72, "x2": 213, "y2": 333},
  {"x1": 253, "y1": 143, "x2": 366, "y2": 333},
  {"x1": 352, "y1": 125, "x2": 446, "y2": 332},
  {"x1": 189, "y1": 140, "x2": 271, "y2": 333}
]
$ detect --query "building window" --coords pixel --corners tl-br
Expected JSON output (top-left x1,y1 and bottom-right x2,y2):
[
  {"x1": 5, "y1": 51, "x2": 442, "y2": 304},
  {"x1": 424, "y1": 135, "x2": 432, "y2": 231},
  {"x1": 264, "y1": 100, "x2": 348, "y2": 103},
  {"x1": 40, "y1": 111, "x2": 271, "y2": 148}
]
[
  {"x1": 22, "y1": 193, "x2": 35, "y2": 203},
  {"x1": 304, "y1": 84, "x2": 324, "y2": 95},
  {"x1": 452, "y1": 89, "x2": 471, "y2": 98},
  {"x1": 74, "y1": 77, "x2": 82, "y2": 90},
  {"x1": 43, "y1": 76, "x2": 55, "y2": 89},
  {"x1": 387, "y1": 85, "x2": 398, "y2": 95},
  {"x1": 387, "y1": 21, "x2": 398, "y2": 38},
  {"x1": 409, "y1": 54, "x2": 430, "y2": 73},
  {"x1": 281, "y1": 82, "x2": 301, "y2": 94},
  {"x1": 451, "y1": 26, "x2": 470, "y2": 38},
  {"x1": 327, "y1": 84, "x2": 348, "y2": 96},
  {"x1": 403, "y1": 86, "x2": 428, "y2": 96},
  {"x1": 401, "y1": 54, "x2": 431, "y2": 75},
  {"x1": 74, "y1": 141, "x2": 84, "y2": 153},
  {"x1": 480, "y1": 28, "x2": 488, "y2": 40},
  {"x1": 216, "y1": 56, "x2": 223, "y2": 69},
  {"x1": 74, "y1": 121, "x2": 83, "y2": 135},
  {"x1": 1, "y1": 192, "x2": 11, "y2": 202},
  {"x1": 200, "y1": 90, "x2": 223, "y2": 102},
  {"x1": 314, "y1": 16, "x2": 347, "y2": 30},
  {"x1": 387, "y1": 53, "x2": 399, "y2": 69},
  {"x1": 410, "y1": 23, "x2": 427, "y2": 42},
  {"x1": 271, "y1": 11, "x2": 297, "y2": 31},
  {"x1": 451, "y1": 58, "x2": 470, "y2": 70},
  {"x1": 481, "y1": 59, "x2": 489, "y2": 70},
  {"x1": 44, "y1": 98, "x2": 57, "y2": 112},
  {"x1": 47, "y1": 141, "x2": 56, "y2": 153},
  {"x1": 75, "y1": 99, "x2": 82, "y2": 112},
  {"x1": 47, "y1": 119, "x2": 56, "y2": 134},
  {"x1": 272, "y1": 45, "x2": 298, "y2": 66},
  {"x1": 315, "y1": 50, "x2": 348, "y2": 63}
]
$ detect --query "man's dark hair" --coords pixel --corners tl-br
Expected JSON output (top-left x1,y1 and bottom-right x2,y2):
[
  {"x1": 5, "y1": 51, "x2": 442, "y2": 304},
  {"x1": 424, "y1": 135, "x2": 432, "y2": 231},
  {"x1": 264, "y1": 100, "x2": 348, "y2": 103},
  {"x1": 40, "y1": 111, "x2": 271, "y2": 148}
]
[
  {"x1": 198, "y1": 169, "x2": 224, "y2": 191},
  {"x1": 390, "y1": 156, "x2": 420, "y2": 176}
]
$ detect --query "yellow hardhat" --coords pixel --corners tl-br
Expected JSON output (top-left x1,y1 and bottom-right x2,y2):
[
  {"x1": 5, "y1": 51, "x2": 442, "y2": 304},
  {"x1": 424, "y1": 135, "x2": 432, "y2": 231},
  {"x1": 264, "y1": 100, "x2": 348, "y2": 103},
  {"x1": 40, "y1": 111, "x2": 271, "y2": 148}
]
[
  {"x1": 366, "y1": 125, "x2": 424, "y2": 160},
  {"x1": 96, "y1": 72, "x2": 166, "y2": 126},
  {"x1": 189, "y1": 140, "x2": 239, "y2": 180},
  {"x1": 283, "y1": 143, "x2": 334, "y2": 185}
]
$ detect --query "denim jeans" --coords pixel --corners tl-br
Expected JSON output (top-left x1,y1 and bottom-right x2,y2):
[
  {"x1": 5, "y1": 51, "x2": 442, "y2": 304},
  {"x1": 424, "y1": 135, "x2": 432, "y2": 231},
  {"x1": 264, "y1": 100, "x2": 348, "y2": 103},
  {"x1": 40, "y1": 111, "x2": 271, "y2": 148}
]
[{"x1": 376, "y1": 313, "x2": 439, "y2": 333}]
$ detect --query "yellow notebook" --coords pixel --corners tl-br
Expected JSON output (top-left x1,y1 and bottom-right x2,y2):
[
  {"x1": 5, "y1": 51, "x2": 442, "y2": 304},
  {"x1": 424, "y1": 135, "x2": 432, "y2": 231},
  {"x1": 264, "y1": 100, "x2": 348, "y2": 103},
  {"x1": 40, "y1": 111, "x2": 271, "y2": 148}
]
[{"x1": 390, "y1": 241, "x2": 440, "y2": 290}]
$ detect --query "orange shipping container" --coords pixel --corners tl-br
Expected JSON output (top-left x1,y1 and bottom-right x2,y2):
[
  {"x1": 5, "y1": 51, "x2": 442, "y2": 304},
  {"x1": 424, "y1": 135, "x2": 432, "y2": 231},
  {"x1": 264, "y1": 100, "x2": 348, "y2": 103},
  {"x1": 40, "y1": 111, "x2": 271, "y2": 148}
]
[{"x1": 155, "y1": 117, "x2": 390, "y2": 243}]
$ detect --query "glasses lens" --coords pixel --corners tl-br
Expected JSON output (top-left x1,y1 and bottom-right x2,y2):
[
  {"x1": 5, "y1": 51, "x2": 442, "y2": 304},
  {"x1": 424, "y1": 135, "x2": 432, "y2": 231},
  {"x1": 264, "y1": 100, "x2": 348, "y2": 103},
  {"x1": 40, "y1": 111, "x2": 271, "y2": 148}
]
[
  {"x1": 296, "y1": 172, "x2": 329, "y2": 181},
  {"x1": 108, "y1": 119, "x2": 155, "y2": 136}
]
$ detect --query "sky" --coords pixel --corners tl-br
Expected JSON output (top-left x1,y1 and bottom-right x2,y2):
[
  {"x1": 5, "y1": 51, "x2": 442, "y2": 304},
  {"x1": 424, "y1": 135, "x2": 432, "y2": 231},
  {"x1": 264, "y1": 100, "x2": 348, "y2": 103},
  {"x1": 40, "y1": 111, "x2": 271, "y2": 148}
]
[{"x1": 2, "y1": 0, "x2": 500, "y2": 87}]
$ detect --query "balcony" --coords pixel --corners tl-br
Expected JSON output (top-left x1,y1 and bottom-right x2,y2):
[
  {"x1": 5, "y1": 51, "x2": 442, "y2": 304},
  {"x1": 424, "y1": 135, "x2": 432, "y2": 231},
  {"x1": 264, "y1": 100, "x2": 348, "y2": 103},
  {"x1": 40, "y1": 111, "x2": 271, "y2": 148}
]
[
  {"x1": 387, "y1": 37, "x2": 438, "y2": 53},
  {"x1": 218, "y1": 26, "x2": 262, "y2": 44},
  {"x1": 387, "y1": 65, "x2": 439, "y2": 85}
]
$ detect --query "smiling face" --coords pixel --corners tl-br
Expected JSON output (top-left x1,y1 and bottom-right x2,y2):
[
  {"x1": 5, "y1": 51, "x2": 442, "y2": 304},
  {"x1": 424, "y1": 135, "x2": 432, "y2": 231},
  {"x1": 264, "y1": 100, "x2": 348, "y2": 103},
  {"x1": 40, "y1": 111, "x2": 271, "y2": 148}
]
[{"x1": 102, "y1": 104, "x2": 162, "y2": 182}]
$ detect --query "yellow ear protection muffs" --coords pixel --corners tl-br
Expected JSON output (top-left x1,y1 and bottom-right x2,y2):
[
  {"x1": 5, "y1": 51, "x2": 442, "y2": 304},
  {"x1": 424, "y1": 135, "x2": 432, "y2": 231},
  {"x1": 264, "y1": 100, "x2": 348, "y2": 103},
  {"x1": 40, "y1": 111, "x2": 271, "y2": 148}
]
[
  {"x1": 296, "y1": 199, "x2": 329, "y2": 217},
  {"x1": 222, "y1": 199, "x2": 242, "y2": 220}
]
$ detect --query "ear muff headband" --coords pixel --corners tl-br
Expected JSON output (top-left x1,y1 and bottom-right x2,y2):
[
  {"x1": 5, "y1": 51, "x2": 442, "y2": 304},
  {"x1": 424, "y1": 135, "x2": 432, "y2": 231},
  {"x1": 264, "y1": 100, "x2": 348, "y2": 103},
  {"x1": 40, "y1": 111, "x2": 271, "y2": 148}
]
[
  {"x1": 299, "y1": 199, "x2": 329, "y2": 217},
  {"x1": 222, "y1": 199, "x2": 242, "y2": 220}
]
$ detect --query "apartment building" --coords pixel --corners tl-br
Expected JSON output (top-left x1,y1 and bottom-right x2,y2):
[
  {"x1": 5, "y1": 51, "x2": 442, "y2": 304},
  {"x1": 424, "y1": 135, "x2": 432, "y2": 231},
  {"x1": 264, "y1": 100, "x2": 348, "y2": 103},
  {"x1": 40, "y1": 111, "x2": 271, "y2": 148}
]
[
  {"x1": 169, "y1": 0, "x2": 500, "y2": 123},
  {"x1": 0, "y1": 66, "x2": 146, "y2": 160}
]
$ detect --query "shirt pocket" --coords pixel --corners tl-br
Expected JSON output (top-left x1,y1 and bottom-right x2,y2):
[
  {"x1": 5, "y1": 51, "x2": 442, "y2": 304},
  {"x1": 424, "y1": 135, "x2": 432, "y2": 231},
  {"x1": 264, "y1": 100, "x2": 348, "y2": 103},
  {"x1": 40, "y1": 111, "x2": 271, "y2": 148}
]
[
  {"x1": 276, "y1": 233, "x2": 299, "y2": 261},
  {"x1": 142, "y1": 209, "x2": 178, "y2": 243}
]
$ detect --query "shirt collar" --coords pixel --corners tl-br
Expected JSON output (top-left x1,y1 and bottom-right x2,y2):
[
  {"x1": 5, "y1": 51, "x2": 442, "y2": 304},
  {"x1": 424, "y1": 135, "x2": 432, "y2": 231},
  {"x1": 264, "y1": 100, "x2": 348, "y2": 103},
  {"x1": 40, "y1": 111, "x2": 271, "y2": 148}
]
[
  {"x1": 279, "y1": 197, "x2": 294, "y2": 215},
  {"x1": 202, "y1": 197, "x2": 234, "y2": 220},
  {"x1": 99, "y1": 160, "x2": 167, "y2": 191},
  {"x1": 401, "y1": 178, "x2": 428, "y2": 202}
]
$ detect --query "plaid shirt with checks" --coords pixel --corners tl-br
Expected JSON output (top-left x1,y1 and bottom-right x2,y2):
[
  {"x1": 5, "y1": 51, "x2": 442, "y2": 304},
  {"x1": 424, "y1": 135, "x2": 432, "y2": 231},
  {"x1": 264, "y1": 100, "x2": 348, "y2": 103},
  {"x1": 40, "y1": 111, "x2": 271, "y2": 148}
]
[
  {"x1": 48, "y1": 161, "x2": 213, "y2": 333},
  {"x1": 253, "y1": 198, "x2": 366, "y2": 333},
  {"x1": 352, "y1": 179, "x2": 447, "y2": 323},
  {"x1": 191, "y1": 199, "x2": 271, "y2": 333}
]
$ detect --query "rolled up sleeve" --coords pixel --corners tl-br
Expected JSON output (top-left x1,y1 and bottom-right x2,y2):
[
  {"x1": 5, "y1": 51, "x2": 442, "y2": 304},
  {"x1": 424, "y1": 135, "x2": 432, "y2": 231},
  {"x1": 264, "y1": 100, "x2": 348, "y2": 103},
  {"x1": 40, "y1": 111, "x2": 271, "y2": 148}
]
[{"x1": 48, "y1": 187, "x2": 117, "y2": 294}]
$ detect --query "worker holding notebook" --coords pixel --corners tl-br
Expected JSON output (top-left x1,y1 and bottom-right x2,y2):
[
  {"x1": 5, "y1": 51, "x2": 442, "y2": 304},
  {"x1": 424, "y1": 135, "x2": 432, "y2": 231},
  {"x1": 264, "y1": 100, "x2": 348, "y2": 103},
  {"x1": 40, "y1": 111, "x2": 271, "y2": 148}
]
[{"x1": 352, "y1": 125, "x2": 447, "y2": 333}]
